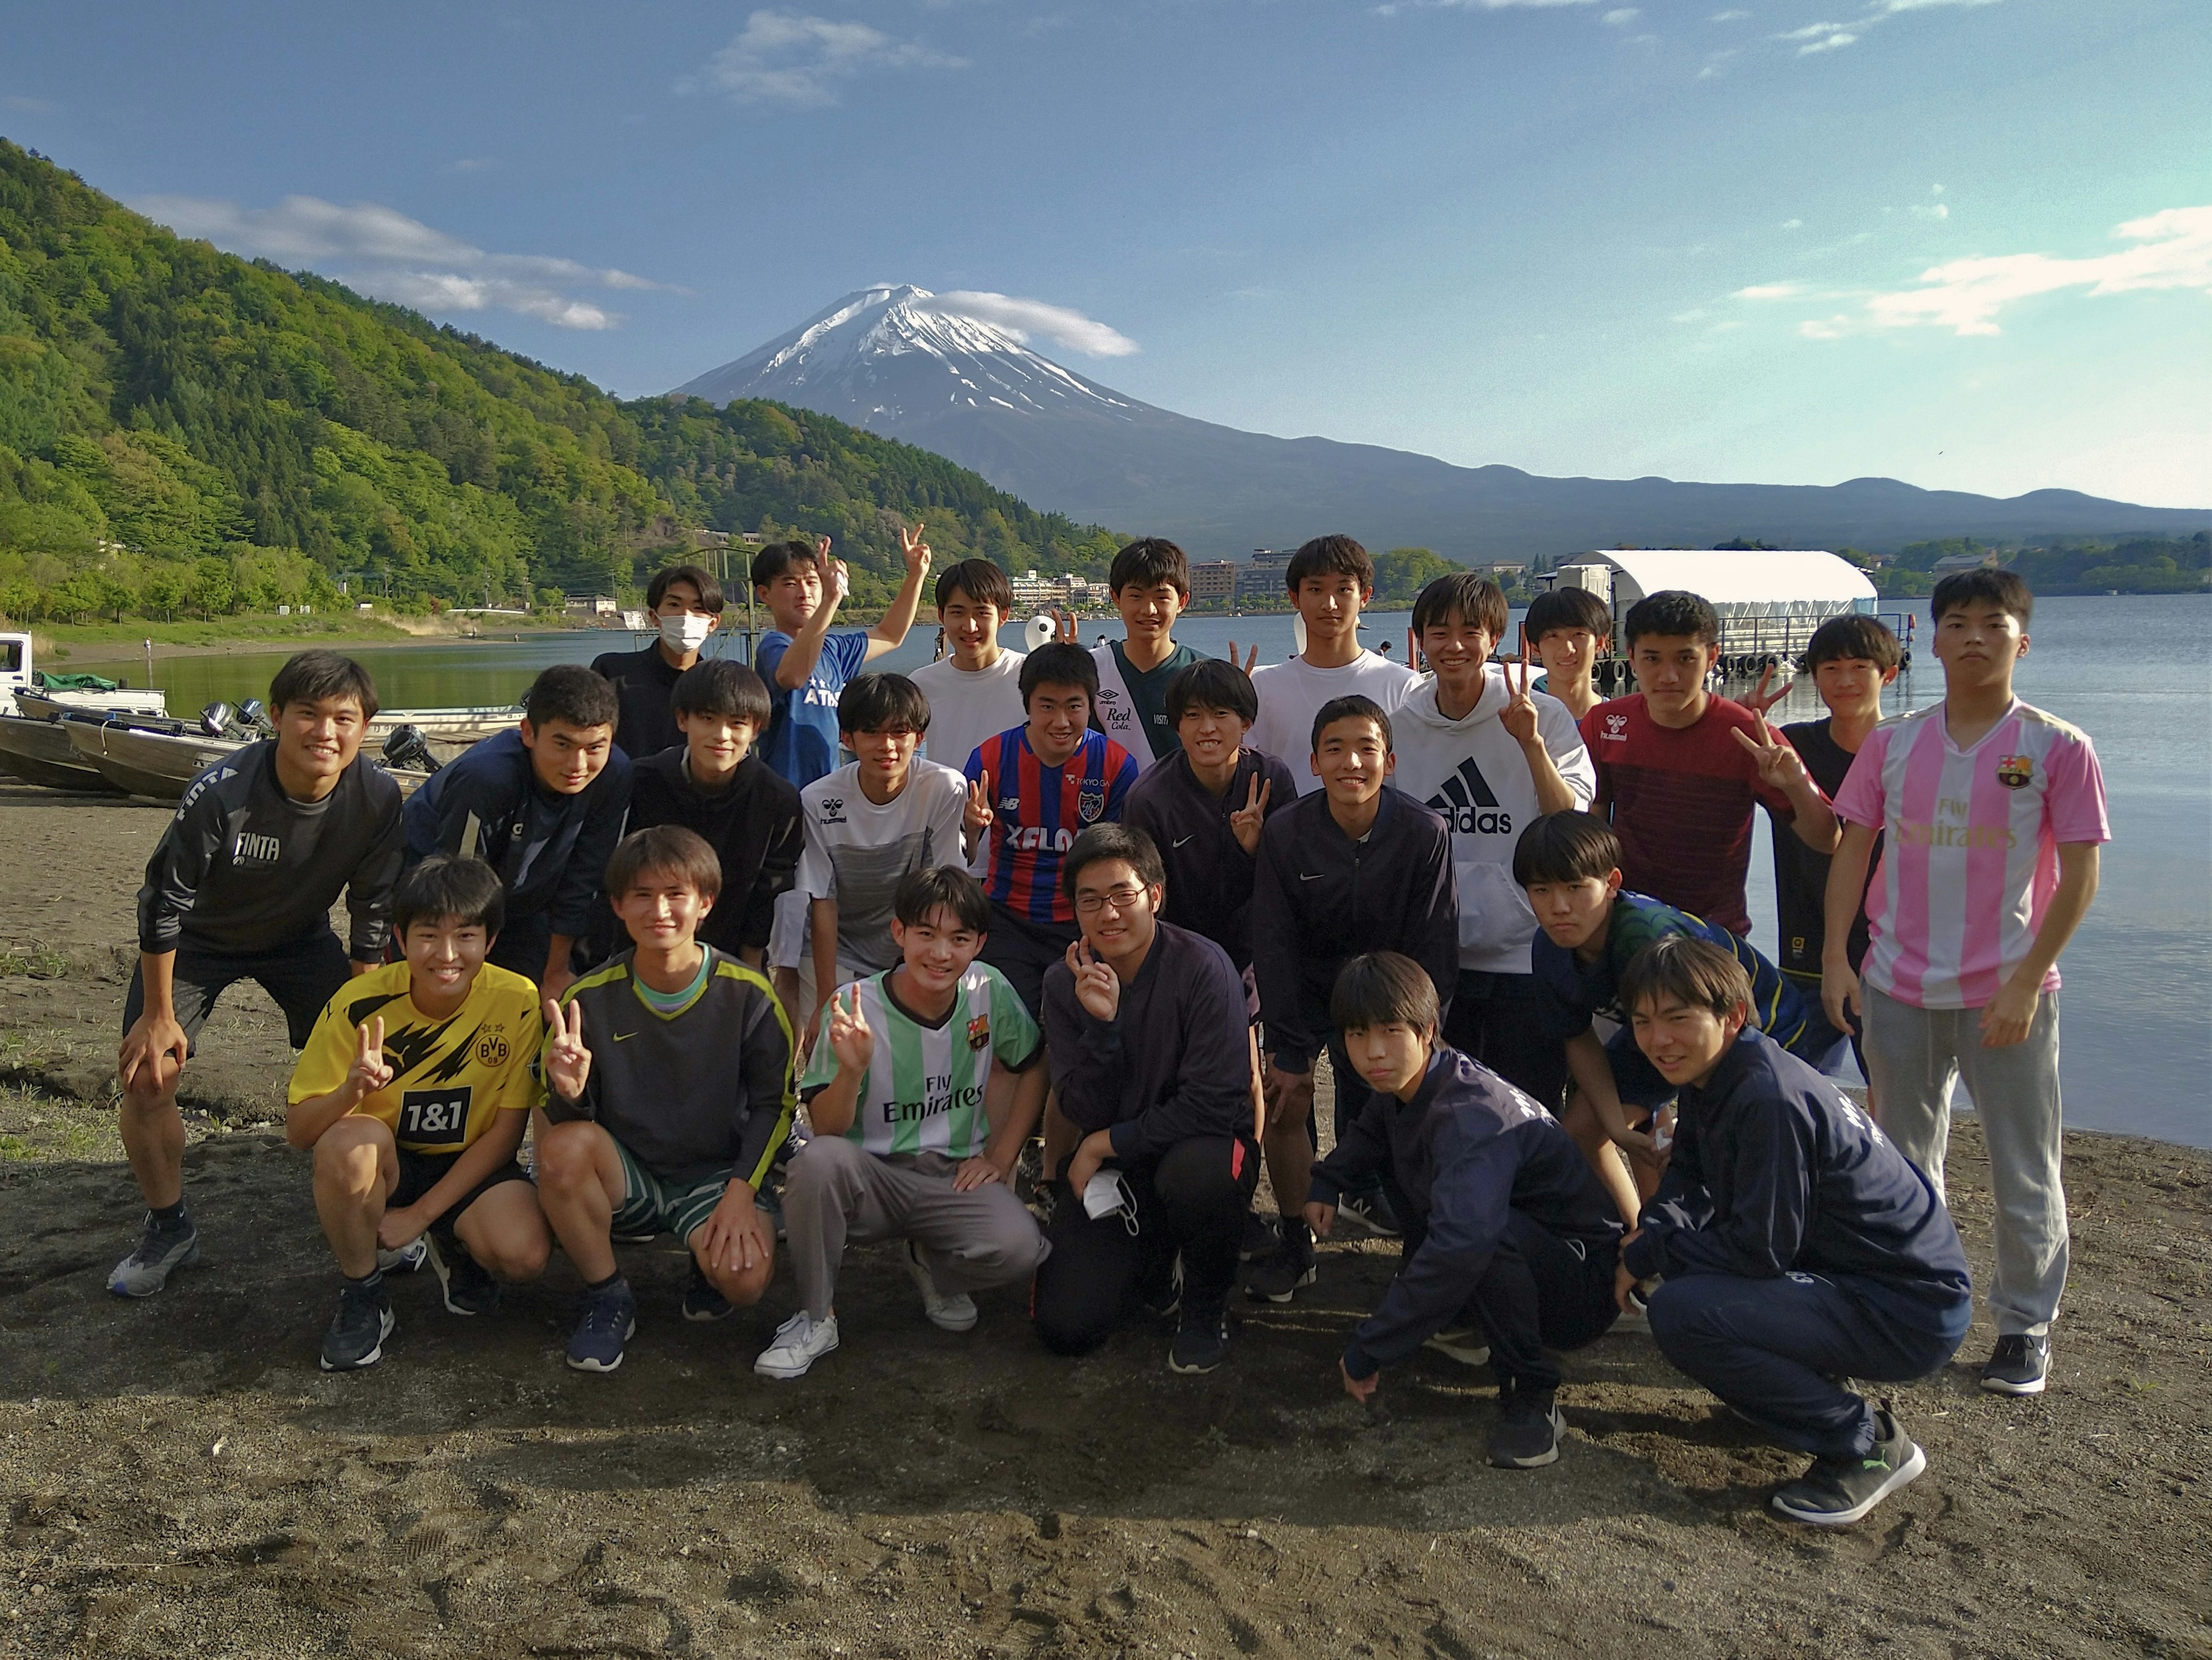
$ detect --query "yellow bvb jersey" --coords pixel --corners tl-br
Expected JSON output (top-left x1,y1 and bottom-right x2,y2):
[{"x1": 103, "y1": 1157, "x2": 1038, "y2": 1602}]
[{"x1": 289, "y1": 960, "x2": 546, "y2": 1153}]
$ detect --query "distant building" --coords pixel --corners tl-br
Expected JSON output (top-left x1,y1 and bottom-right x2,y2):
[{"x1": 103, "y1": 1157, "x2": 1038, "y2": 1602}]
[
  {"x1": 1009, "y1": 570, "x2": 1099, "y2": 613},
  {"x1": 1930, "y1": 551, "x2": 2003, "y2": 574},
  {"x1": 1236, "y1": 547, "x2": 1296, "y2": 602},
  {"x1": 565, "y1": 595, "x2": 619, "y2": 617},
  {"x1": 1476, "y1": 562, "x2": 1527, "y2": 578},
  {"x1": 1189, "y1": 561, "x2": 1237, "y2": 604}
]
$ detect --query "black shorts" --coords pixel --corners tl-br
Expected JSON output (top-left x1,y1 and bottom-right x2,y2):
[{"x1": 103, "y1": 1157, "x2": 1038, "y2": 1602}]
[
  {"x1": 123, "y1": 930, "x2": 353, "y2": 1053},
  {"x1": 979, "y1": 904, "x2": 1080, "y2": 1020},
  {"x1": 393, "y1": 1147, "x2": 533, "y2": 1221}
]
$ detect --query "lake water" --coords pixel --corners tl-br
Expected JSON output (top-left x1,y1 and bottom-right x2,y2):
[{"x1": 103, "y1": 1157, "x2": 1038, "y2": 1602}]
[{"x1": 82, "y1": 595, "x2": 2212, "y2": 1148}]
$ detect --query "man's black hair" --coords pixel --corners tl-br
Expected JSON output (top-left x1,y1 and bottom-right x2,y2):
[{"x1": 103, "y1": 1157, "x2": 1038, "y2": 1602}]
[
  {"x1": 749, "y1": 539, "x2": 823, "y2": 589},
  {"x1": 935, "y1": 558, "x2": 1014, "y2": 615},
  {"x1": 1411, "y1": 572, "x2": 1509, "y2": 641},
  {"x1": 646, "y1": 562, "x2": 726, "y2": 615},
  {"x1": 1020, "y1": 642, "x2": 1099, "y2": 705},
  {"x1": 1623, "y1": 589, "x2": 1720, "y2": 650},
  {"x1": 393, "y1": 854, "x2": 506, "y2": 941},
  {"x1": 524, "y1": 664, "x2": 618, "y2": 731},
  {"x1": 1164, "y1": 657, "x2": 1258, "y2": 727},
  {"x1": 1310, "y1": 693, "x2": 1392, "y2": 755},
  {"x1": 1285, "y1": 534, "x2": 1373, "y2": 595},
  {"x1": 839, "y1": 672, "x2": 931, "y2": 735},
  {"x1": 607, "y1": 823, "x2": 721, "y2": 901},
  {"x1": 1801, "y1": 613, "x2": 1902, "y2": 674},
  {"x1": 1931, "y1": 566, "x2": 2033, "y2": 628},
  {"x1": 1512, "y1": 810, "x2": 1623, "y2": 888},
  {"x1": 892, "y1": 864, "x2": 992, "y2": 935},
  {"x1": 1060, "y1": 823, "x2": 1167, "y2": 901},
  {"x1": 671, "y1": 659, "x2": 772, "y2": 728},
  {"x1": 1330, "y1": 951, "x2": 1441, "y2": 1035},
  {"x1": 269, "y1": 650, "x2": 380, "y2": 721},
  {"x1": 1109, "y1": 538, "x2": 1191, "y2": 599},
  {"x1": 1524, "y1": 586, "x2": 1613, "y2": 644},
  {"x1": 1619, "y1": 934, "x2": 1753, "y2": 1022}
]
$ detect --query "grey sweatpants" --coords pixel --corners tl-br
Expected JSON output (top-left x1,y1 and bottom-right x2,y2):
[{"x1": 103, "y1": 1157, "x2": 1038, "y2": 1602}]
[
  {"x1": 784, "y1": 1136, "x2": 1048, "y2": 1320},
  {"x1": 1861, "y1": 982, "x2": 2066, "y2": 1336}
]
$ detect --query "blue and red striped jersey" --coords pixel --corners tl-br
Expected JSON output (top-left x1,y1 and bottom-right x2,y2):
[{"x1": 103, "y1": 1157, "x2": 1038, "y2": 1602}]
[{"x1": 964, "y1": 725, "x2": 1138, "y2": 924}]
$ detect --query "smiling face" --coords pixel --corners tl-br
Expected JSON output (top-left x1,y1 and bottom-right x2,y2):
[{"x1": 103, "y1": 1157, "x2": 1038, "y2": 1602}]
[
  {"x1": 1418, "y1": 611, "x2": 1498, "y2": 697},
  {"x1": 1175, "y1": 702, "x2": 1249, "y2": 774},
  {"x1": 938, "y1": 589, "x2": 1005, "y2": 668},
  {"x1": 846, "y1": 723, "x2": 921, "y2": 797},
  {"x1": 1533, "y1": 625, "x2": 1603, "y2": 684},
  {"x1": 1630, "y1": 632, "x2": 1720, "y2": 721},
  {"x1": 1311, "y1": 714, "x2": 1393, "y2": 808},
  {"x1": 612, "y1": 868, "x2": 714, "y2": 954},
  {"x1": 272, "y1": 694, "x2": 368, "y2": 788},
  {"x1": 1630, "y1": 990, "x2": 1746, "y2": 1091},
  {"x1": 1071, "y1": 856, "x2": 1161, "y2": 968},
  {"x1": 891, "y1": 902, "x2": 987, "y2": 1001},
  {"x1": 1811, "y1": 653, "x2": 1897, "y2": 721},
  {"x1": 1342, "y1": 1019, "x2": 1433, "y2": 1101},
  {"x1": 1524, "y1": 869, "x2": 1621, "y2": 955},
  {"x1": 1931, "y1": 599, "x2": 2028, "y2": 695},
  {"x1": 1025, "y1": 681, "x2": 1092, "y2": 767},
  {"x1": 676, "y1": 709, "x2": 759, "y2": 782},
  {"x1": 757, "y1": 562, "x2": 824, "y2": 634},
  {"x1": 402, "y1": 913, "x2": 491, "y2": 1012},
  {"x1": 1114, "y1": 580, "x2": 1184, "y2": 647},
  {"x1": 1293, "y1": 573, "x2": 1369, "y2": 649},
  {"x1": 521, "y1": 717, "x2": 615, "y2": 796}
]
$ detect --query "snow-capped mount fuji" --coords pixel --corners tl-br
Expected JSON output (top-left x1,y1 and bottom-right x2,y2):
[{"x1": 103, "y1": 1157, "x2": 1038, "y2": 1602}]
[{"x1": 673, "y1": 288, "x2": 2206, "y2": 558}]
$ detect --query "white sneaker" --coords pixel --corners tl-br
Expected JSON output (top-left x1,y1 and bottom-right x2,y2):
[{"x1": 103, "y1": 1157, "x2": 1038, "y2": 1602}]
[
  {"x1": 904, "y1": 1240, "x2": 978, "y2": 1332},
  {"x1": 753, "y1": 1310, "x2": 840, "y2": 1379},
  {"x1": 376, "y1": 1237, "x2": 428, "y2": 1275}
]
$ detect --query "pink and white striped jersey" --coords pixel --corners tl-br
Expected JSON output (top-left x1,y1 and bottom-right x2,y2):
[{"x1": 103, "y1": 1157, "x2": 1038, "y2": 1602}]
[{"x1": 1833, "y1": 699, "x2": 2108, "y2": 1011}]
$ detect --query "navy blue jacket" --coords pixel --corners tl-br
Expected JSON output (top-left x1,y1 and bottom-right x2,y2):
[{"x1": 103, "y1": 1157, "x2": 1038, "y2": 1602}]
[
  {"x1": 1249, "y1": 785, "x2": 1458, "y2": 1072},
  {"x1": 1314, "y1": 1046, "x2": 1621, "y2": 1377},
  {"x1": 403, "y1": 727, "x2": 633, "y2": 940},
  {"x1": 1622, "y1": 1030, "x2": 1971, "y2": 1323},
  {"x1": 1120, "y1": 747, "x2": 1300, "y2": 973}
]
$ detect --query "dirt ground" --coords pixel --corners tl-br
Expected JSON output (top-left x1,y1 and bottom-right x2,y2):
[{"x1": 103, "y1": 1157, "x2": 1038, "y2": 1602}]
[{"x1": 0, "y1": 779, "x2": 2207, "y2": 1660}]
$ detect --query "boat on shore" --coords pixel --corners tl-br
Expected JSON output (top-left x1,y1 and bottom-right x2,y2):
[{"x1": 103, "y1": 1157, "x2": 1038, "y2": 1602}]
[
  {"x1": 0, "y1": 713, "x2": 123, "y2": 793},
  {"x1": 60, "y1": 720, "x2": 441, "y2": 801}
]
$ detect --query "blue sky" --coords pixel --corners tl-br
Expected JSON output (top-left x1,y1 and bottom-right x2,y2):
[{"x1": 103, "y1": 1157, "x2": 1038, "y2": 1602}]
[{"x1": 5, "y1": 0, "x2": 2206, "y2": 508}]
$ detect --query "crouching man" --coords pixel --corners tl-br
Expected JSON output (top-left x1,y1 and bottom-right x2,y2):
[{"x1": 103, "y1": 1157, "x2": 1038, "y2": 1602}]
[
  {"x1": 1309, "y1": 952, "x2": 1623, "y2": 1470},
  {"x1": 1618, "y1": 936, "x2": 1972, "y2": 1527}
]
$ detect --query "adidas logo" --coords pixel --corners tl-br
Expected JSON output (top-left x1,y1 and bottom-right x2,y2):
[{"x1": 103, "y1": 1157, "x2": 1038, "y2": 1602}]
[{"x1": 1427, "y1": 757, "x2": 1513, "y2": 837}]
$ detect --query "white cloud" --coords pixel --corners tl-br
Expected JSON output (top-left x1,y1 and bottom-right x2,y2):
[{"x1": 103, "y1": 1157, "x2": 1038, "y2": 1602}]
[
  {"x1": 683, "y1": 10, "x2": 964, "y2": 106},
  {"x1": 914, "y1": 290, "x2": 1139, "y2": 357},
  {"x1": 1734, "y1": 281, "x2": 1809, "y2": 299},
  {"x1": 1912, "y1": 201, "x2": 1950, "y2": 220},
  {"x1": 1710, "y1": 7, "x2": 1750, "y2": 17},
  {"x1": 1781, "y1": 217, "x2": 1804, "y2": 229},
  {"x1": 1778, "y1": 0, "x2": 2002, "y2": 54},
  {"x1": 131, "y1": 194, "x2": 668, "y2": 331},
  {"x1": 1374, "y1": 0, "x2": 1597, "y2": 13}
]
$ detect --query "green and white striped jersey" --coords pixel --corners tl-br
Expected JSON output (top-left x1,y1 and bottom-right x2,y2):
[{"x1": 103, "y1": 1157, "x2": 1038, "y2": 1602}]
[{"x1": 800, "y1": 963, "x2": 1041, "y2": 1159}]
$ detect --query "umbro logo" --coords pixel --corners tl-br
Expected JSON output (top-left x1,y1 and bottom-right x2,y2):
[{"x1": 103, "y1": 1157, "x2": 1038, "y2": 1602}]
[{"x1": 1427, "y1": 758, "x2": 1512, "y2": 837}]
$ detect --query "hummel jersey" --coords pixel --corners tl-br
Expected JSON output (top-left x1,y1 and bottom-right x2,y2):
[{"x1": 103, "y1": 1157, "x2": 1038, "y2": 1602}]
[
  {"x1": 800, "y1": 963, "x2": 1041, "y2": 1159},
  {"x1": 289, "y1": 960, "x2": 545, "y2": 1152},
  {"x1": 964, "y1": 726, "x2": 1137, "y2": 924}
]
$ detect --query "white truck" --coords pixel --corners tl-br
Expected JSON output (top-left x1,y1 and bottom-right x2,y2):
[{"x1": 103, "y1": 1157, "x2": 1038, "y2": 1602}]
[{"x1": 0, "y1": 632, "x2": 170, "y2": 719}]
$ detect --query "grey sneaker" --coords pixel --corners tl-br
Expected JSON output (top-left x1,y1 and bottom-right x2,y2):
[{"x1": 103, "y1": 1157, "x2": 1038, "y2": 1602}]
[
  {"x1": 319, "y1": 1281, "x2": 395, "y2": 1372},
  {"x1": 376, "y1": 1237, "x2": 428, "y2": 1275},
  {"x1": 106, "y1": 1215, "x2": 201, "y2": 1298},
  {"x1": 1979, "y1": 1333, "x2": 2050, "y2": 1396},
  {"x1": 904, "y1": 1241, "x2": 978, "y2": 1332},
  {"x1": 1770, "y1": 1409, "x2": 1927, "y2": 1526}
]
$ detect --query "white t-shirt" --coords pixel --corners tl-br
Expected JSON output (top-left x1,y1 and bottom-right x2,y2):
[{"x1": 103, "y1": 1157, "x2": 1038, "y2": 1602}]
[
  {"x1": 913, "y1": 651, "x2": 1028, "y2": 776},
  {"x1": 797, "y1": 759, "x2": 970, "y2": 976},
  {"x1": 1245, "y1": 650, "x2": 1422, "y2": 779}
]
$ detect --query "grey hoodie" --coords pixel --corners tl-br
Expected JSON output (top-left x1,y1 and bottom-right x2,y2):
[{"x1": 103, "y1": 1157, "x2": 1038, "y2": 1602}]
[{"x1": 1391, "y1": 667, "x2": 1596, "y2": 975}]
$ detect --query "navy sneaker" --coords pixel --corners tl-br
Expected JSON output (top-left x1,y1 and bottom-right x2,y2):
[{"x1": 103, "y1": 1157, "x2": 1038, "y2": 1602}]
[
  {"x1": 319, "y1": 1280, "x2": 395, "y2": 1372},
  {"x1": 1487, "y1": 1384, "x2": 1565, "y2": 1468},
  {"x1": 1238, "y1": 1210, "x2": 1281, "y2": 1262},
  {"x1": 1168, "y1": 1302, "x2": 1232, "y2": 1375},
  {"x1": 1244, "y1": 1221, "x2": 1316, "y2": 1304},
  {"x1": 426, "y1": 1230, "x2": 499, "y2": 1317},
  {"x1": 1335, "y1": 1186, "x2": 1402, "y2": 1238},
  {"x1": 565, "y1": 1280, "x2": 637, "y2": 1372},
  {"x1": 681, "y1": 1261, "x2": 734, "y2": 1323},
  {"x1": 1979, "y1": 1333, "x2": 2050, "y2": 1396}
]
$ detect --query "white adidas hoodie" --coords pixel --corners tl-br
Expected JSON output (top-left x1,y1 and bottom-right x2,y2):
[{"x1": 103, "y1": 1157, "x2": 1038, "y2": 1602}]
[{"x1": 1391, "y1": 668, "x2": 1597, "y2": 975}]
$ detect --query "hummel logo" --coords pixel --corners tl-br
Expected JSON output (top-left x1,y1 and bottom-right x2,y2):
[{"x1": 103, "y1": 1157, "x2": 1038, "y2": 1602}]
[{"x1": 1427, "y1": 757, "x2": 1513, "y2": 837}]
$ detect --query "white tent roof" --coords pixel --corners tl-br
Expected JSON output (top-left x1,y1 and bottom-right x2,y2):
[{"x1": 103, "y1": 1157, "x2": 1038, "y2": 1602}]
[{"x1": 1566, "y1": 550, "x2": 1877, "y2": 609}]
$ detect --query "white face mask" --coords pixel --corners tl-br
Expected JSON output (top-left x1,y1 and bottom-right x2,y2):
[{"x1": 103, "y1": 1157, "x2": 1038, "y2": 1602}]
[{"x1": 660, "y1": 612, "x2": 716, "y2": 652}]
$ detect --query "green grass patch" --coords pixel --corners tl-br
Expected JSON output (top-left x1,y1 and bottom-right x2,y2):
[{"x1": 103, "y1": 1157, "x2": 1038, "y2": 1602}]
[{"x1": 0, "y1": 944, "x2": 69, "y2": 978}]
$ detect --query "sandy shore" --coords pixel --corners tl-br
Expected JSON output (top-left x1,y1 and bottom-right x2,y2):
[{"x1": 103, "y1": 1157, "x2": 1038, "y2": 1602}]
[{"x1": 0, "y1": 779, "x2": 2206, "y2": 1659}]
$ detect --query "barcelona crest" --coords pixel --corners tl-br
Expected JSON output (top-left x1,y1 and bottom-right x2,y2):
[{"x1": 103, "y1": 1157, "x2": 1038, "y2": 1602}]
[
  {"x1": 965, "y1": 1013, "x2": 991, "y2": 1052},
  {"x1": 1995, "y1": 754, "x2": 2034, "y2": 789}
]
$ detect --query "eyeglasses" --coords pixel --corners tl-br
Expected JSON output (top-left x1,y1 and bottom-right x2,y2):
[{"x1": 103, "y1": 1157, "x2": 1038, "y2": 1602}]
[{"x1": 1074, "y1": 884, "x2": 1148, "y2": 916}]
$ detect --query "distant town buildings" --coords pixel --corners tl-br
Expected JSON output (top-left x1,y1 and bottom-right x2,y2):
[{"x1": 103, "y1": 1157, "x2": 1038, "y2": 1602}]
[
  {"x1": 1010, "y1": 569, "x2": 1097, "y2": 612},
  {"x1": 1188, "y1": 561, "x2": 1237, "y2": 605}
]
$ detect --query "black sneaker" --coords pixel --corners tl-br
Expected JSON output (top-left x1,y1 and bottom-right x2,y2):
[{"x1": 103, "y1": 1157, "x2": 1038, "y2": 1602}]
[
  {"x1": 1135, "y1": 1253, "x2": 1184, "y2": 1321},
  {"x1": 1335, "y1": 1186, "x2": 1402, "y2": 1239},
  {"x1": 1168, "y1": 1303, "x2": 1231, "y2": 1375},
  {"x1": 1979, "y1": 1333, "x2": 2050, "y2": 1396},
  {"x1": 1238, "y1": 1209, "x2": 1282, "y2": 1262},
  {"x1": 682, "y1": 1260, "x2": 734, "y2": 1323},
  {"x1": 426, "y1": 1229, "x2": 499, "y2": 1317},
  {"x1": 1245, "y1": 1221, "x2": 1316, "y2": 1303},
  {"x1": 319, "y1": 1280, "x2": 395, "y2": 1372},
  {"x1": 1770, "y1": 1408, "x2": 1927, "y2": 1526},
  {"x1": 1487, "y1": 1385, "x2": 1564, "y2": 1469}
]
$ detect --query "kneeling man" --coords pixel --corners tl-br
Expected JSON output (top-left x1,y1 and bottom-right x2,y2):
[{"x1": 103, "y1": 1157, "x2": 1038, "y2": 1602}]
[{"x1": 1619, "y1": 936, "x2": 1972, "y2": 1527}]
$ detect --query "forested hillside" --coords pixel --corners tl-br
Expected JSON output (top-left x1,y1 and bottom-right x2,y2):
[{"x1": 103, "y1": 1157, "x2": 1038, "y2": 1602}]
[{"x1": 0, "y1": 139, "x2": 1120, "y2": 623}]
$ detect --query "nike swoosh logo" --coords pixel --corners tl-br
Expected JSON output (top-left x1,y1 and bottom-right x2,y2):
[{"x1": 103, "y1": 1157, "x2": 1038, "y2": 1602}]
[
  {"x1": 613, "y1": 1032, "x2": 637, "y2": 1042},
  {"x1": 1172, "y1": 835, "x2": 1195, "y2": 848},
  {"x1": 1298, "y1": 872, "x2": 1323, "y2": 882}
]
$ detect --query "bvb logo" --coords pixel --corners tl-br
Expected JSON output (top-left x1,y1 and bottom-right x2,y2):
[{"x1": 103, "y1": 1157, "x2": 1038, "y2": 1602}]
[{"x1": 477, "y1": 1033, "x2": 510, "y2": 1066}]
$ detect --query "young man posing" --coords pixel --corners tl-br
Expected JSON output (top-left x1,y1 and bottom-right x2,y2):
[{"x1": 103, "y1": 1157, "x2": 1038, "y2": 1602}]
[
  {"x1": 1244, "y1": 535, "x2": 1419, "y2": 771},
  {"x1": 1395, "y1": 573, "x2": 1595, "y2": 1106},
  {"x1": 912, "y1": 559, "x2": 1027, "y2": 783},
  {"x1": 1582, "y1": 589, "x2": 1838, "y2": 937},
  {"x1": 1248, "y1": 697, "x2": 1458, "y2": 1300},
  {"x1": 536, "y1": 827, "x2": 797, "y2": 1372},
  {"x1": 760, "y1": 866, "x2": 1050, "y2": 1379},
  {"x1": 1522, "y1": 585, "x2": 1614, "y2": 724},
  {"x1": 962, "y1": 644, "x2": 1139, "y2": 1019},
  {"x1": 1825, "y1": 569, "x2": 2107, "y2": 1397},
  {"x1": 1310, "y1": 953, "x2": 1623, "y2": 1470},
  {"x1": 798, "y1": 674, "x2": 969, "y2": 1033},
  {"x1": 624, "y1": 659, "x2": 801, "y2": 968},
  {"x1": 111, "y1": 651, "x2": 405, "y2": 1298},
  {"x1": 591, "y1": 562, "x2": 726, "y2": 761},
  {"x1": 1090, "y1": 538, "x2": 1206, "y2": 769},
  {"x1": 286, "y1": 857, "x2": 551, "y2": 1370},
  {"x1": 1035, "y1": 826, "x2": 1262, "y2": 1373},
  {"x1": 1621, "y1": 936, "x2": 1971, "y2": 1527},
  {"x1": 1517, "y1": 810, "x2": 1829, "y2": 1227},
  {"x1": 752, "y1": 528, "x2": 932, "y2": 790},
  {"x1": 404, "y1": 664, "x2": 632, "y2": 1000}
]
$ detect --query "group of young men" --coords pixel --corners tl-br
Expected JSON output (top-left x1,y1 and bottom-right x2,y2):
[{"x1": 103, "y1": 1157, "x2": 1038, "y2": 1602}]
[{"x1": 103, "y1": 527, "x2": 2105, "y2": 1530}]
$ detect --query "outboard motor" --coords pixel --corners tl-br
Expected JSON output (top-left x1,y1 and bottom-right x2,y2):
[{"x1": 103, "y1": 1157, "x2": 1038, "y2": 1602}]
[
  {"x1": 381, "y1": 723, "x2": 441, "y2": 776},
  {"x1": 238, "y1": 698, "x2": 268, "y2": 730},
  {"x1": 199, "y1": 701, "x2": 235, "y2": 738}
]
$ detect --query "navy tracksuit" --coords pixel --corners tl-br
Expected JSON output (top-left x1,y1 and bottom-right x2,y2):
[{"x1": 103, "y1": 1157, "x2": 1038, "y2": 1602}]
[
  {"x1": 1311, "y1": 1046, "x2": 1623, "y2": 1391},
  {"x1": 1623, "y1": 1031, "x2": 1973, "y2": 1459}
]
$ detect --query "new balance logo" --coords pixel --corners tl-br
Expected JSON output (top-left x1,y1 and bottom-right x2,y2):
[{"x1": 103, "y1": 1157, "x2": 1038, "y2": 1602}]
[{"x1": 1427, "y1": 758, "x2": 1513, "y2": 837}]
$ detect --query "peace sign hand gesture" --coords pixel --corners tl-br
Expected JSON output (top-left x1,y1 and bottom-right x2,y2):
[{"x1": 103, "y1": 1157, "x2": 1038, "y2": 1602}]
[
  {"x1": 1229, "y1": 771, "x2": 1271, "y2": 854},
  {"x1": 1054, "y1": 609, "x2": 1080, "y2": 645},
  {"x1": 1063, "y1": 938, "x2": 1121, "y2": 1023},
  {"x1": 1741, "y1": 662, "x2": 1794, "y2": 720},
  {"x1": 823, "y1": 985, "x2": 874, "y2": 1076},
  {"x1": 899, "y1": 523, "x2": 931, "y2": 576},
  {"x1": 345, "y1": 1016, "x2": 393, "y2": 1103},
  {"x1": 541, "y1": 997, "x2": 592, "y2": 1102},
  {"x1": 1501, "y1": 630, "x2": 1541, "y2": 747},
  {"x1": 964, "y1": 773, "x2": 995, "y2": 837},
  {"x1": 1225, "y1": 641, "x2": 1259, "y2": 675},
  {"x1": 1731, "y1": 712, "x2": 1812, "y2": 793}
]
